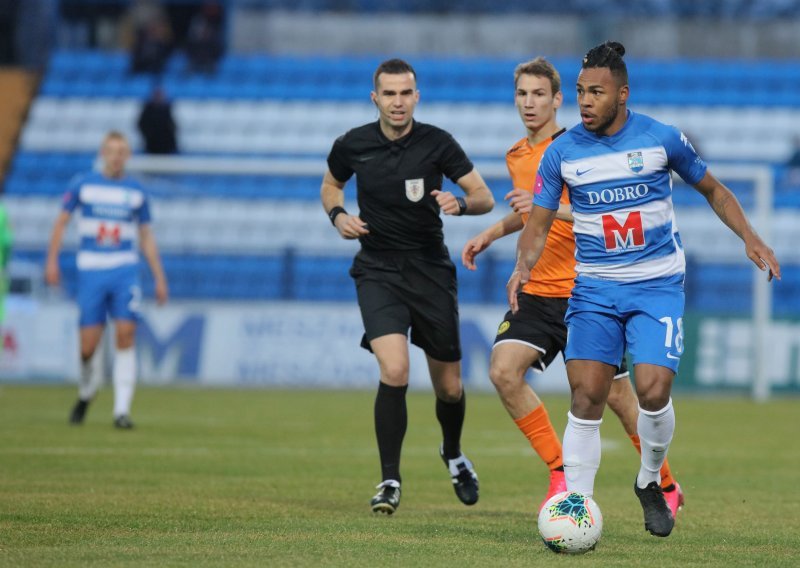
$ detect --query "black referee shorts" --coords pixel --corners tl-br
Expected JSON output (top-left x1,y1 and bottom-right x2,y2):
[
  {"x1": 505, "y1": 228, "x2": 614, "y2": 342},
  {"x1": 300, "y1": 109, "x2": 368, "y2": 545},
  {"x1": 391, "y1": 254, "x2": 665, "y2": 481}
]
[
  {"x1": 349, "y1": 247, "x2": 461, "y2": 362},
  {"x1": 495, "y1": 293, "x2": 628, "y2": 377}
]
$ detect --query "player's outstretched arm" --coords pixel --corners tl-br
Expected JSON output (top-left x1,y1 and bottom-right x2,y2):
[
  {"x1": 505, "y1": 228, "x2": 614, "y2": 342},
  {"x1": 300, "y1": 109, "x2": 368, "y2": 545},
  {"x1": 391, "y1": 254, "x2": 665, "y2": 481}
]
[
  {"x1": 434, "y1": 168, "x2": 494, "y2": 216},
  {"x1": 321, "y1": 170, "x2": 369, "y2": 239},
  {"x1": 139, "y1": 224, "x2": 169, "y2": 305},
  {"x1": 461, "y1": 212, "x2": 525, "y2": 271},
  {"x1": 693, "y1": 171, "x2": 781, "y2": 281},
  {"x1": 45, "y1": 211, "x2": 71, "y2": 286},
  {"x1": 507, "y1": 205, "x2": 556, "y2": 313}
]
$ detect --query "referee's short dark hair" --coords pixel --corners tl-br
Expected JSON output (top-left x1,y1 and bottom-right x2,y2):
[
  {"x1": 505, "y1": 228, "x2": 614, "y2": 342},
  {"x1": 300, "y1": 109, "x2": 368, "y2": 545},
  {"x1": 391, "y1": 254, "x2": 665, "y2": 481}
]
[
  {"x1": 373, "y1": 58, "x2": 417, "y2": 90},
  {"x1": 582, "y1": 41, "x2": 628, "y2": 86}
]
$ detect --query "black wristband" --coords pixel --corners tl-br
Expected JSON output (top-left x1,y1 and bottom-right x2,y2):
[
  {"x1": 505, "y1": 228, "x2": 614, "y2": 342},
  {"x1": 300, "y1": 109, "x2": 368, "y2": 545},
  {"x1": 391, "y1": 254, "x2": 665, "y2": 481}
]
[
  {"x1": 455, "y1": 196, "x2": 468, "y2": 216},
  {"x1": 328, "y1": 206, "x2": 347, "y2": 226}
]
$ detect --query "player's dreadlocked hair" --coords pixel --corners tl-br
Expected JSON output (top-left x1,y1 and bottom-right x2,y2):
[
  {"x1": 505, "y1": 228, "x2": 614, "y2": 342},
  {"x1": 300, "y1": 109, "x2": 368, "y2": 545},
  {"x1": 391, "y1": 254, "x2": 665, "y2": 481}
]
[
  {"x1": 582, "y1": 41, "x2": 628, "y2": 85},
  {"x1": 373, "y1": 58, "x2": 417, "y2": 89}
]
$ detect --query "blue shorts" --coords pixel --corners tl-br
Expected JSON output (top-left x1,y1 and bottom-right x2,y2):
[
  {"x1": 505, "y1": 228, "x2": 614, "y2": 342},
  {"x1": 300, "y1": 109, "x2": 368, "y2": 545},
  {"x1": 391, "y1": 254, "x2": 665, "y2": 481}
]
[
  {"x1": 77, "y1": 264, "x2": 142, "y2": 327},
  {"x1": 564, "y1": 274, "x2": 685, "y2": 373}
]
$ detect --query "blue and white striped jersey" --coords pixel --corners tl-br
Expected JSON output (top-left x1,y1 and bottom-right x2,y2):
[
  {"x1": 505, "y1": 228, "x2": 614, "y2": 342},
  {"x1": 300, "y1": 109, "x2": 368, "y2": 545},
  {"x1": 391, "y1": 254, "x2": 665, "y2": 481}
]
[
  {"x1": 534, "y1": 110, "x2": 707, "y2": 282},
  {"x1": 62, "y1": 171, "x2": 152, "y2": 271}
]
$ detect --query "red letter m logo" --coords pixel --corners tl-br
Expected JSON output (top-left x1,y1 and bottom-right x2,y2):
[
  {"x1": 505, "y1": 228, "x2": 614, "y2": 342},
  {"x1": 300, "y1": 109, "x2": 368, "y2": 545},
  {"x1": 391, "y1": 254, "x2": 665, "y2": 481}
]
[
  {"x1": 97, "y1": 223, "x2": 121, "y2": 245},
  {"x1": 602, "y1": 211, "x2": 645, "y2": 251}
]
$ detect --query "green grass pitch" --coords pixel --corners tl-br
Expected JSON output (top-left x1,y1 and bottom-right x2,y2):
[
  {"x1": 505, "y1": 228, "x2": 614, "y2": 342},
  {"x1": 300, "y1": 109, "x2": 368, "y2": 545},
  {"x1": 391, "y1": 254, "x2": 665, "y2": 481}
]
[{"x1": 0, "y1": 385, "x2": 798, "y2": 566}]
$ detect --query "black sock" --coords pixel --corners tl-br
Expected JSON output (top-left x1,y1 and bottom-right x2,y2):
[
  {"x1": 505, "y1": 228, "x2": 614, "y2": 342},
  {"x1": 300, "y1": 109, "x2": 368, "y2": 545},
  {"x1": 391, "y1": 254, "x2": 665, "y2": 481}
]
[
  {"x1": 436, "y1": 390, "x2": 465, "y2": 460},
  {"x1": 374, "y1": 382, "x2": 408, "y2": 483}
]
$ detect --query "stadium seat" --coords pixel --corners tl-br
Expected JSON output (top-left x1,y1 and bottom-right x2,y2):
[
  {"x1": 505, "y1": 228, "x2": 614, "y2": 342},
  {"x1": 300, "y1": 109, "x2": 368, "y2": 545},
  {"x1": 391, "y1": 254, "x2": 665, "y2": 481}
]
[{"x1": 7, "y1": 49, "x2": 800, "y2": 306}]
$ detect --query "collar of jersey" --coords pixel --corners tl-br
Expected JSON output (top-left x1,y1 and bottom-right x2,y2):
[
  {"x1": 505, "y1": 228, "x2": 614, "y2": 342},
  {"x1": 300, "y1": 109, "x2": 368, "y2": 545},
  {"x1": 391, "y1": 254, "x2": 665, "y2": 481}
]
[{"x1": 375, "y1": 119, "x2": 416, "y2": 147}]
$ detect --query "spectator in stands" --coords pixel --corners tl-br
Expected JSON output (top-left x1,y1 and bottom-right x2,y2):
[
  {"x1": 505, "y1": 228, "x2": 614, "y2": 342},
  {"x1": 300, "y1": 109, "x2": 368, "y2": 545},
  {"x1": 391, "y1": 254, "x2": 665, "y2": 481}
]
[
  {"x1": 185, "y1": 1, "x2": 223, "y2": 74},
  {"x1": 0, "y1": 1, "x2": 17, "y2": 65},
  {"x1": 138, "y1": 85, "x2": 178, "y2": 154},
  {"x1": 130, "y1": 9, "x2": 173, "y2": 75},
  {"x1": 321, "y1": 58, "x2": 494, "y2": 515},
  {"x1": 45, "y1": 131, "x2": 168, "y2": 430},
  {"x1": 13, "y1": 0, "x2": 56, "y2": 70}
]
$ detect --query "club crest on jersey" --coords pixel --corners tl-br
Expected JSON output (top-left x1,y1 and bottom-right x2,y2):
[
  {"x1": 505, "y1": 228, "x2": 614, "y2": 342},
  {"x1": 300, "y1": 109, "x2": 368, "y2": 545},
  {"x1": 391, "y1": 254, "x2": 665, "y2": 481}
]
[
  {"x1": 405, "y1": 178, "x2": 425, "y2": 202},
  {"x1": 627, "y1": 151, "x2": 644, "y2": 173}
]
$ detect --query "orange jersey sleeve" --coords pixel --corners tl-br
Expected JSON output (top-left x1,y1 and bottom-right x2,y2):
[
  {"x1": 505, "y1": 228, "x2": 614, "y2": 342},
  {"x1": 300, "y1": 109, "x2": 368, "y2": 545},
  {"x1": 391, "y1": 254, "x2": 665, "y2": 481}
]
[{"x1": 505, "y1": 135, "x2": 576, "y2": 298}]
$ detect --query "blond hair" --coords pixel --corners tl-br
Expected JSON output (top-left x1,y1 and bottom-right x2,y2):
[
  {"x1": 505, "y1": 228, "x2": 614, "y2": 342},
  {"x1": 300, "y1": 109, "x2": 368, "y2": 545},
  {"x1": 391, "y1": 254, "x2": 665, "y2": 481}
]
[
  {"x1": 514, "y1": 57, "x2": 561, "y2": 95},
  {"x1": 102, "y1": 130, "x2": 129, "y2": 147}
]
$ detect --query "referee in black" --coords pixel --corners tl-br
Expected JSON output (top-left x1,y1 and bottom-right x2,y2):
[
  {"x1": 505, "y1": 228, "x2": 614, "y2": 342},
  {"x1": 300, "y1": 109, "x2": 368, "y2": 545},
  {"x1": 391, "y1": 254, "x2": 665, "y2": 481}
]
[{"x1": 321, "y1": 58, "x2": 495, "y2": 514}]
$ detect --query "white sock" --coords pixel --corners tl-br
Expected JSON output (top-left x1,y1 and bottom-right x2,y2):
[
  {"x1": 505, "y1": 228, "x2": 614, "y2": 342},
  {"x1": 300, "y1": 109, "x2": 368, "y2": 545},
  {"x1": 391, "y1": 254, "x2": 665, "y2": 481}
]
[
  {"x1": 113, "y1": 347, "x2": 137, "y2": 417},
  {"x1": 78, "y1": 350, "x2": 103, "y2": 401},
  {"x1": 562, "y1": 412, "x2": 603, "y2": 497},
  {"x1": 636, "y1": 398, "x2": 675, "y2": 488}
]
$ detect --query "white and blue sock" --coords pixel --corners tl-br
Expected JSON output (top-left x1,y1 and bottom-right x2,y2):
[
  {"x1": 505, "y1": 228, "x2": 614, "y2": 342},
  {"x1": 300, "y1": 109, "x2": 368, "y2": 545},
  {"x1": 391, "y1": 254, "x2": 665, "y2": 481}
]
[
  {"x1": 636, "y1": 398, "x2": 675, "y2": 488},
  {"x1": 562, "y1": 411, "x2": 603, "y2": 497},
  {"x1": 113, "y1": 347, "x2": 137, "y2": 418}
]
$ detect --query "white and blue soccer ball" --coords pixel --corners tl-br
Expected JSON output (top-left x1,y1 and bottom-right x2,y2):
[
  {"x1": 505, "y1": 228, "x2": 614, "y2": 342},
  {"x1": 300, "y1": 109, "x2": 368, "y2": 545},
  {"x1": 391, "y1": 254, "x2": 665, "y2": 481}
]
[{"x1": 537, "y1": 491, "x2": 603, "y2": 554}]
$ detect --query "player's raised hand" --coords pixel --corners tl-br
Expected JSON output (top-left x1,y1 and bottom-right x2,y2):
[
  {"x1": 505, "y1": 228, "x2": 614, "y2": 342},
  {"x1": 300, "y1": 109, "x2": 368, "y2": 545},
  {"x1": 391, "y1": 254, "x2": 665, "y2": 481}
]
[
  {"x1": 505, "y1": 188, "x2": 533, "y2": 215},
  {"x1": 461, "y1": 233, "x2": 492, "y2": 271},
  {"x1": 745, "y1": 233, "x2": 781, "y2": 281},
  {"x1": 430, "y1": 189, "x2": 460, "y2": 215},
  {"x1": 506, "y1": 263, "x2": 530, "y2": 314},
  {"x1": 334, "y1": 213, "x2": 370, "y2": 240}
]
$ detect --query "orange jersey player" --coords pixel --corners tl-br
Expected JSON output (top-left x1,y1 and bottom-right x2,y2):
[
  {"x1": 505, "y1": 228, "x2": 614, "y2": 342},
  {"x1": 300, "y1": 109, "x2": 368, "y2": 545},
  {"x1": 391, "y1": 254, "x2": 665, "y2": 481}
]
[
  {"x1": 461, "y1": 57, "x2": 683, "y2": 515},
  {"x1": 505, "y1": 135, "x2": 575, "y2": 299}
]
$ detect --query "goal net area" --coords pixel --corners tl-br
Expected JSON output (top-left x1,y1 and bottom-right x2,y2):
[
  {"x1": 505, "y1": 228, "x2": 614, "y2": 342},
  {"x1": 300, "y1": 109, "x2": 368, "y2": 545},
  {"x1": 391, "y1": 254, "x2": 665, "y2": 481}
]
[{"x1": 120, "y1": 157, "x2": 797, "y2": 398}]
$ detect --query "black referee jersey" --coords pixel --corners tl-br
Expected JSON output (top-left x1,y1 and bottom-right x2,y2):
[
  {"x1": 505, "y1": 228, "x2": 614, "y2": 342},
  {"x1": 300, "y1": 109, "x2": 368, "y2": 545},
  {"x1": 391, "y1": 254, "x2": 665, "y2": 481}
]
[{"x1": 327, "y1": 120, "x2": 474, "y2": 252}]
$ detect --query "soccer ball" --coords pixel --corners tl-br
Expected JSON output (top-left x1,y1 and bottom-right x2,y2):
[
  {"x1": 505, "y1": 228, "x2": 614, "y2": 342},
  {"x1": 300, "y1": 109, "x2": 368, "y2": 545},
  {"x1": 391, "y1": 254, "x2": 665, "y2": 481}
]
[{"x1": 537, "y1": 491, "x2": 603, "y2": 554}]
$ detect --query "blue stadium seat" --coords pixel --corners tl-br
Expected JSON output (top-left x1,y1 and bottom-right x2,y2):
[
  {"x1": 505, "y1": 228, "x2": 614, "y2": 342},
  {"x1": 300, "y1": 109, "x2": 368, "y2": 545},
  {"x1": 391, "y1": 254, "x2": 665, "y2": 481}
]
[
  {"x1": 10, "y1": 49, "x2": 800, "y2": 305},
  {"x1": 7, "y1": 248, "x2": 800, "y2": 309},
  {"x1": 687, "y1": 264, "x2": 752, "y2": 314},
  {"x1": 292, "y1": 256, "x2": 355, "y2": 301},
  {"x1": 37, "y1": 50, "x2": 800, "y2": 106}
]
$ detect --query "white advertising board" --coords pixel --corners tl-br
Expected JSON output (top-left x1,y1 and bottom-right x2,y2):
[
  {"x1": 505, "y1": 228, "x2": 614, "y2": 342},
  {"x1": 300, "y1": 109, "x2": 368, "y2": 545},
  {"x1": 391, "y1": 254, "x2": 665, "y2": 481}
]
[
  {"x1": 136, "y1": 301, "x2": 570, "y2": 393},
  {"x1": 0, "y1": 298, "x2": 569, "y2": 393}
]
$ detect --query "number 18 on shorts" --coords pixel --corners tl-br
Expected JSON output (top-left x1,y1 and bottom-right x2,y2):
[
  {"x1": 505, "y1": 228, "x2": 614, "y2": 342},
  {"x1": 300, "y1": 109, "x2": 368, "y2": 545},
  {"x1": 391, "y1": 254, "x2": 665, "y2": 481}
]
[{"x1": 564, "y1": 277, "x2": 685, "y2": 372}]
